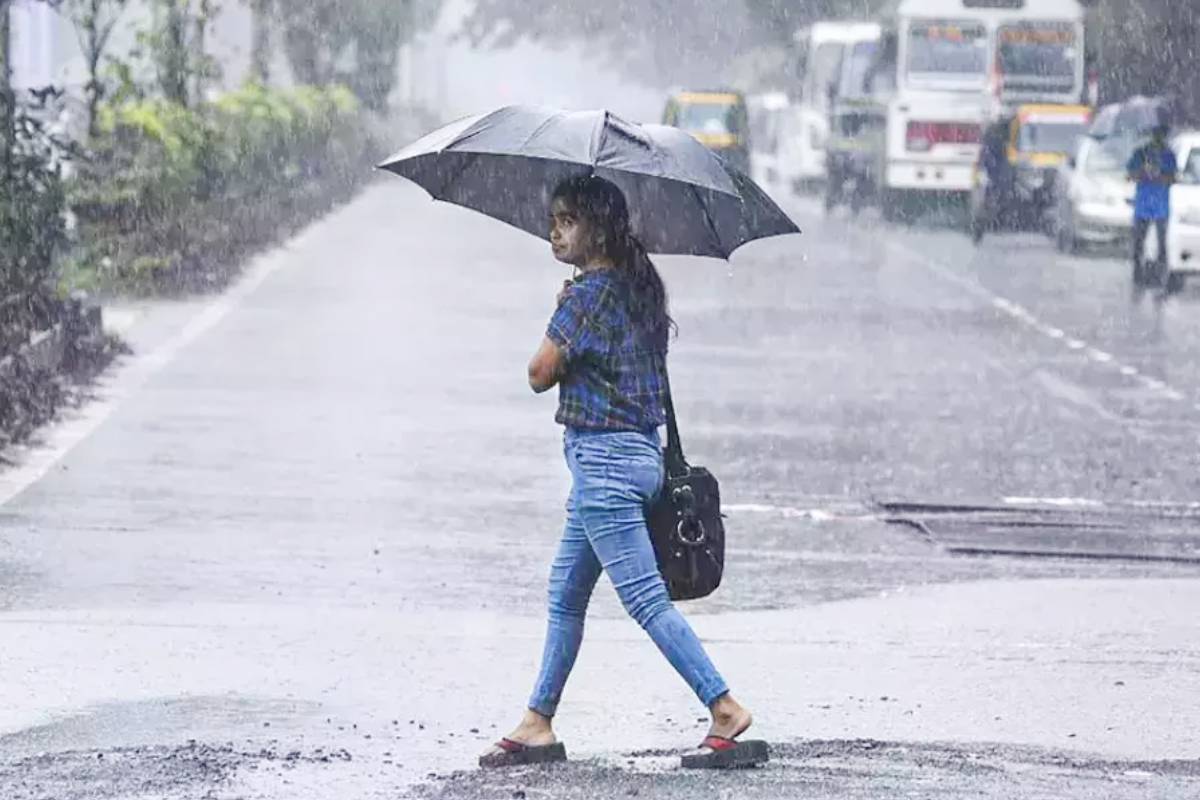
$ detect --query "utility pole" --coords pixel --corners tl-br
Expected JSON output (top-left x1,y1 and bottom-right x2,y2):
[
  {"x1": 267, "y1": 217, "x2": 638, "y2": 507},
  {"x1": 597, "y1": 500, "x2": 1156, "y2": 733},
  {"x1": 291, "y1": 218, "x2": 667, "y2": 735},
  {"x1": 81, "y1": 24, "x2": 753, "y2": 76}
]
[
  {"x1": 249, "y1": 0, "x2": 271, "y2": 84},
  {"x1": 1, "y1": 0, "x2": 13, "y2": 182}
]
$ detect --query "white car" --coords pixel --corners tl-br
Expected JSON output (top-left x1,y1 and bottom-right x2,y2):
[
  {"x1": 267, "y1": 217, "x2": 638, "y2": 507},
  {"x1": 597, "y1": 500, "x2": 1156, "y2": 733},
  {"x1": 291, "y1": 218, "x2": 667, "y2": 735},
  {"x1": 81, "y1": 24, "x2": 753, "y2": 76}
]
[
  {"x1": 1054, "y1": 135, "x2": 1135, "y2": 253},
  {"x1": 782, "y1": 105, "x2": 829, "y2": 191},
  {"x1": 1167, "y1": 132, "x2": 1200, "y2": 289},
  {"x1": 748, "y1": 92, "x2": 791, "y2": 189}
]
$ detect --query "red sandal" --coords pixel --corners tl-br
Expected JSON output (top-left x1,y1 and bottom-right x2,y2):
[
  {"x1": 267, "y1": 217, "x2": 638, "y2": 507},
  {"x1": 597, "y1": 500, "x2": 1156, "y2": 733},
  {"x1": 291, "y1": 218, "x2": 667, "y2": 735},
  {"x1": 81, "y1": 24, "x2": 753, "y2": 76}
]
[
  {"x1": 681, "y1": 735, "x2": 770, "y2": 769},
  {"x1": 479, "y1": 738, "x2": 567, "y2": 769}
]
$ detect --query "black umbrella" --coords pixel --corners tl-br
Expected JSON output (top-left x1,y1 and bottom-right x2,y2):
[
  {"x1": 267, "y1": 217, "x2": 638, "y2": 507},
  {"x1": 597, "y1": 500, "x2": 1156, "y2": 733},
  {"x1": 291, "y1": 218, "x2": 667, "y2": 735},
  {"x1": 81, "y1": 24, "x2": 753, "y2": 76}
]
[
  {"x1": 377, "y1": 105, "x2": 799, "y2": 259},
  {"x1": 1089, "y1": 95, "x2": 1171, "y2": 141}
]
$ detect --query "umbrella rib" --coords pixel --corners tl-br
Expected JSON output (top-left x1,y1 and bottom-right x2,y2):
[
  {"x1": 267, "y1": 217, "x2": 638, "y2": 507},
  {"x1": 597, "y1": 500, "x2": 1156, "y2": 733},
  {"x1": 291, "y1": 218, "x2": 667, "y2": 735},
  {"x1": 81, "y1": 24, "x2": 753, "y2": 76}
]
[
  {"x1": 591, "y1": 112, "x2": 610, "y2": 169},
  {"x1": 518, "y1": 111, "x2": 567, "y2": 157},
  {"x1": 688, "y1": 184, "x2": 732, "y2": 260}
]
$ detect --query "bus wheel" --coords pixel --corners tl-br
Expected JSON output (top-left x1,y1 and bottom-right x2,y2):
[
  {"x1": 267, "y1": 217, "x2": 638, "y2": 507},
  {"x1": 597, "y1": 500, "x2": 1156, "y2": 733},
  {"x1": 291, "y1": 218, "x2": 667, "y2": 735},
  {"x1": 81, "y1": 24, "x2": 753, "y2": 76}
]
[
  {"x1": 881, "y1": 189, "x2": 903, "y2": 223},
  {"x1": 824, "y1": 178, "x2": 841, "y2": 214},
  {"x1": 970, "y1": 218, "x2": 985, "y2": 246}
]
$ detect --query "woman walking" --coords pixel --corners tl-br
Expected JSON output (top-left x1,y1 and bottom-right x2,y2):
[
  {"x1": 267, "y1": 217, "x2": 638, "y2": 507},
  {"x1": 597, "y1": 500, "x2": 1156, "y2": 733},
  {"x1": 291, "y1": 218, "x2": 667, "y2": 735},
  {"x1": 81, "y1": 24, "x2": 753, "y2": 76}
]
[{"x1": 480, "y1": 175, "x2": 754, "y2": 768}]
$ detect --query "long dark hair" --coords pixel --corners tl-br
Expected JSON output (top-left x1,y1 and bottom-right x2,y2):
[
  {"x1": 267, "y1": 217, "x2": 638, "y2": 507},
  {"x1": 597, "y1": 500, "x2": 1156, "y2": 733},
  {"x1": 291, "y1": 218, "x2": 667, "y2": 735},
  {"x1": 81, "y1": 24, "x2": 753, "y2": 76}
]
[{"x1": 552, "y1": 175, "x2": 676, "y2": 348}]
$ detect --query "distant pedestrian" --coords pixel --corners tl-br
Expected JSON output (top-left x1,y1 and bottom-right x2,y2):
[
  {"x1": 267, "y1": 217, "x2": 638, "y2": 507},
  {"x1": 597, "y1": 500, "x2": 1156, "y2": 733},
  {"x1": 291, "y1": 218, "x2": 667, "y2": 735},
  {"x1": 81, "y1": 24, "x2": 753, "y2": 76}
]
[
  {"x1": 1127, "y1": 124, "x2": 1178, "y2": 288},
  {"x1": 478, "y1": 175, "x2": 756, "y2": 769}
]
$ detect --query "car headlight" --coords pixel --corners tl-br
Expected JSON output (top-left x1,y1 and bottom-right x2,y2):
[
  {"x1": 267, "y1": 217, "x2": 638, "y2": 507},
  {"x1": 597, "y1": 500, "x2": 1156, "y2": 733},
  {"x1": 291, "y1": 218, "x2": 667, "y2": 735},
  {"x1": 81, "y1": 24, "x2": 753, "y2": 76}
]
[{"x1": 1179, "y1": 208, "x2": 1200, "y2": 226}]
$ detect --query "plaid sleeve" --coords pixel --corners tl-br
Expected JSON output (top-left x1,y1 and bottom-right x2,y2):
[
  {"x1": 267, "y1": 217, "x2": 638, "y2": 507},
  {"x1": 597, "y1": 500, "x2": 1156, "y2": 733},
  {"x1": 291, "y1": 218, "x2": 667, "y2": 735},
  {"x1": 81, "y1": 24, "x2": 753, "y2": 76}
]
[{"x1": 547, "y1": 285, "x2": 595, "y2": 364}]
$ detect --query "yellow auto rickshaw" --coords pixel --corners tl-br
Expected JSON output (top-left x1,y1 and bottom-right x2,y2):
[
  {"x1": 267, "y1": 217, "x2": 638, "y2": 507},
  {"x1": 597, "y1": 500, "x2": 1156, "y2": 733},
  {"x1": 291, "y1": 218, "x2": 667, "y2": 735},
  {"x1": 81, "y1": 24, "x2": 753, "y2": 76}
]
[
  {"x1": 662, "y1": 90, "x2": 750, "y2": 173},
  {"x1": 969, "y1": 104, "x2": 1093, "y2": 244}
]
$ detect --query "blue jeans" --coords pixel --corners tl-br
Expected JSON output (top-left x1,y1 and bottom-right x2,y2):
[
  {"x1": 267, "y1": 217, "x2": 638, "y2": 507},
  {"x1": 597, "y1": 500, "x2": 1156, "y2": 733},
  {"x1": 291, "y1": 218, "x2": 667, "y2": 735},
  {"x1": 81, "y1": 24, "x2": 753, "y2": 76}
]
[{"x1": 528, "y1": 427, "x2": 729, "y2": 717}]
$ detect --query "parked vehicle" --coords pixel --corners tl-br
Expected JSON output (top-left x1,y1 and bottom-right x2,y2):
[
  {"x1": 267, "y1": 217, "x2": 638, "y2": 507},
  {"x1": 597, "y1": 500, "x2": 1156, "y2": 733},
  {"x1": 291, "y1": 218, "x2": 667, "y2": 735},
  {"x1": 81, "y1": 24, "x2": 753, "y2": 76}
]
[
  {"x1": 1051, "y1": 134, "x2": 1136, "y2": 254},
  {"x1": 747, "y1": 91, "x2": 791, "y2": 190},
  {"x1": 856, "y1": 0, "x2": 1087, "y2": 219},
  {"x1": 824, "y1": 25, "x2": 884, "y2": 214},
  {"x1": 662, "y1": 89, "x2": 751, "y2": 174},
  {"x1": 1166, "y1": 132, "x2": 1200, "y2": 292},
  {"x1": 791, "y1": 21, "x2": 884, "y2": 191},
  {"x1": 969, "y1": 104, "x2": 1092, "y2": 243}
]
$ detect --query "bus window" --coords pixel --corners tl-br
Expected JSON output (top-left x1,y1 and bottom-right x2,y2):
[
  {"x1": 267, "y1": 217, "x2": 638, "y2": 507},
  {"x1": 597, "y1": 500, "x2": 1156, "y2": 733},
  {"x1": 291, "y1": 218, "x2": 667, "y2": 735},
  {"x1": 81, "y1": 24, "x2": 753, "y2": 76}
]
[
  {"x1": 806, "y1": 42, "x2": 846, "y2": 110},
  {"x1": 842, "y1": 40, "x2": 880, "y2": 99},
  {"x1": 998, "y1": 24, "x2": 1077, "y2": 84},
  {"x1": 906, "y1": 21, "x2": 987, "y2": 80}
]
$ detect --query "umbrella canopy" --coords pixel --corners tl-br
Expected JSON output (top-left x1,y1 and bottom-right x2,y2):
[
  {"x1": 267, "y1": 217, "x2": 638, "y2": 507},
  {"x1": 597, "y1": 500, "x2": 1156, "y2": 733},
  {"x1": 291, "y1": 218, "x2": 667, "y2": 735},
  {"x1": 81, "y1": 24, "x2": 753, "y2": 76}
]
[
  {"x1": 377, "y1": 105, "x2": 799, "y2": 259},
  {"x1": 1089, "y1": 96, "x2": 1171, "y2": 141}
]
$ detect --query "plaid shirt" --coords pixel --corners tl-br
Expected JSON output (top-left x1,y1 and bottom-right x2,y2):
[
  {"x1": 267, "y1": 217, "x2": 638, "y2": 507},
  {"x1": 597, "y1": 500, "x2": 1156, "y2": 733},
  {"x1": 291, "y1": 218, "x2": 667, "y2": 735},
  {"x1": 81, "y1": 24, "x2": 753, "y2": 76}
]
[{"x1": 546, "y1": 270, "x2": 668, "y2": 432}]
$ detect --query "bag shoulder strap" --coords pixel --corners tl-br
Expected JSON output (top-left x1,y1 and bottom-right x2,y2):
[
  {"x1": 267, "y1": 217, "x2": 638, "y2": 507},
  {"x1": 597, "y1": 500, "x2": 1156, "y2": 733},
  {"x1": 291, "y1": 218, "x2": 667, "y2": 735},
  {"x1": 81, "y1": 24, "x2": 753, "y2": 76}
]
[{"x1": 659, "y1": 352, "x2": 688, "y2": 478}]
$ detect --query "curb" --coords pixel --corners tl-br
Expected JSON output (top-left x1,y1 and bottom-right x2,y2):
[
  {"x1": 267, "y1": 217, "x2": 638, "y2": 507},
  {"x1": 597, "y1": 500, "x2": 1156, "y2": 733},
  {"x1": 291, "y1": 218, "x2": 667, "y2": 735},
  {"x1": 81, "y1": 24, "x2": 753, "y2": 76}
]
[{"x1": 0, "y1": 298, "x2": 104, "y2": 381}]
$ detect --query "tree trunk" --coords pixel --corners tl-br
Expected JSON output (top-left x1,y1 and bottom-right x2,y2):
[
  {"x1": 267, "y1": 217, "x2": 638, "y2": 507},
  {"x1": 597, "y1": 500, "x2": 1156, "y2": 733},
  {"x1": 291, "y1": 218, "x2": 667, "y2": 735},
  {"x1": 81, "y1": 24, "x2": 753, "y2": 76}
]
[
  {"x1": 249, "y1": 0, "x2": 272, "y2": 83},
  {"x1": 0, "y1": 0, "x2": 12, "y2": 182},
  {"x1": 160, "y1": 0, "x2": 189, "y2": 106},
  {"x1": 85, "y1": 0, "x2": 101, "y2": 139}
]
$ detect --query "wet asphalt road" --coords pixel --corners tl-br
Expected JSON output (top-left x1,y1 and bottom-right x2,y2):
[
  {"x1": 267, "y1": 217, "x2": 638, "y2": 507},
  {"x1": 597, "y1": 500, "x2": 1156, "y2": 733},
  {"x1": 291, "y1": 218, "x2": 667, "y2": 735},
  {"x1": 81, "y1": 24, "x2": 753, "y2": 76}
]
[{"x1": 0, "y1": 178, "x2": 1198, "y2": 799}]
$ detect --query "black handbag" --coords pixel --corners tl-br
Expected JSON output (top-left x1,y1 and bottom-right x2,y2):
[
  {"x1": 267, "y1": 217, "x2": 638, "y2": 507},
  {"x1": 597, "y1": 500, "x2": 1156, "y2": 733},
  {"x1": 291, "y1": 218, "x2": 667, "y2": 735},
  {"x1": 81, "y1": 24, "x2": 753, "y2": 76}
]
[{"x1": 644, "y1": 360, "x2": 725, "y2": 601}]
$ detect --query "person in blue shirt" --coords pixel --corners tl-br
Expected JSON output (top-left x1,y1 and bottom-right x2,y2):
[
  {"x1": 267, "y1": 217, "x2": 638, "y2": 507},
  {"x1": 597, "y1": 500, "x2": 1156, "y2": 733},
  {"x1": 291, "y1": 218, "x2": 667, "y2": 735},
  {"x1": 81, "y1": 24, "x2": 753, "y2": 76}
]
[{"x1": 1127, "y1": 124, "x2": 1178, "y2": 288}]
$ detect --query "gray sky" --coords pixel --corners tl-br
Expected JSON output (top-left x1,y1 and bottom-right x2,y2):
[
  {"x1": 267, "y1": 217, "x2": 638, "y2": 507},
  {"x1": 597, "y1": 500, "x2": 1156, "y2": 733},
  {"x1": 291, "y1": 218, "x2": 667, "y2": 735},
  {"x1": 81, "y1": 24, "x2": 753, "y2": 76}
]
[{"x1": 410, "y1": 0, "x2": 667, "y2": 123}]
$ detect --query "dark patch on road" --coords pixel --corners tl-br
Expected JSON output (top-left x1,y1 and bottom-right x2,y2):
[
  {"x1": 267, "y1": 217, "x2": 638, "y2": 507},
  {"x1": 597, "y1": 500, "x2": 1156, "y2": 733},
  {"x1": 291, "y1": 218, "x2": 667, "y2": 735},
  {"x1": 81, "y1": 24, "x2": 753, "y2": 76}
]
[
  {"x1": 882, "y1": 500, "x2": 1200, "y2": 564},
  {"x1": 0, "y1": 740, "x2": 351, "y2": 800},
  {"x1": 406, "y1": 738, "x2": 1200, "y2": 800}
]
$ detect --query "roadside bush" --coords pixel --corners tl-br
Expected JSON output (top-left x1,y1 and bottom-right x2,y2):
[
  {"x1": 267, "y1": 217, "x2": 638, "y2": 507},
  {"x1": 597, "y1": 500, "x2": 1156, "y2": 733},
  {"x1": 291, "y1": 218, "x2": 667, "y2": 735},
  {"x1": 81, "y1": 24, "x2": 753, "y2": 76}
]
[
  {"x1": 69, "y1": 83, "x2": 372, "y2": 294},
  {"x1": 0, "y1": 95, "x2": 73, "y2": 358}
]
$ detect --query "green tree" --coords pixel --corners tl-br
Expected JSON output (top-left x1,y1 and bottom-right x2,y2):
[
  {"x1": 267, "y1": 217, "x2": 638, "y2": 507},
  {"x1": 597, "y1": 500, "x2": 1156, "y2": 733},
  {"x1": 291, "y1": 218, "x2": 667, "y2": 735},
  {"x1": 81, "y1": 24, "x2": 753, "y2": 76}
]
[
  {"x1": 63, "y1": 0, "x2": 130, "y2": 137},
  {"x1": 1091, "y1": 0, "x2": 1198, "y2": 120},
  {"x1": 281, "y1": 0, "x2": 441, "y2": 110},
  {"x1": 140, "y1": 0, "x2": 219, "y2": 108},
  {"x1": 458, "y1": 0, "x2": 889, "y2": 86}
]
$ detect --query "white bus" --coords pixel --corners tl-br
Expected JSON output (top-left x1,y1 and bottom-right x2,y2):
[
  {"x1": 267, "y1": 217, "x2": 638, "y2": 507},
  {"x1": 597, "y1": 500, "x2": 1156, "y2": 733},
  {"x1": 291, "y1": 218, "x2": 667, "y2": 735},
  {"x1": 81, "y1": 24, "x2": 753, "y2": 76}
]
[
  {"x1": 862, "y1": 0, "x2": 1086, "y2": 217},
  {"x1": 789, "y1": 21, "x2": 885, "y2": 188}
]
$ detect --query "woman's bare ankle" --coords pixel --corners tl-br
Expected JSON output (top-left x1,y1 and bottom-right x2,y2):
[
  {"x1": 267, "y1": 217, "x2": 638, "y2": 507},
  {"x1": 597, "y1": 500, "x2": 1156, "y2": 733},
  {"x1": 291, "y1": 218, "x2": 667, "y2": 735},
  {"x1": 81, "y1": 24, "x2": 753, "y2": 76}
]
[
  {"x1": 502, "y1": 709, "x2": 555, "y2": 745},
  {"x1": 708, "y1": 693, "x2": 751, "y2": 737}
]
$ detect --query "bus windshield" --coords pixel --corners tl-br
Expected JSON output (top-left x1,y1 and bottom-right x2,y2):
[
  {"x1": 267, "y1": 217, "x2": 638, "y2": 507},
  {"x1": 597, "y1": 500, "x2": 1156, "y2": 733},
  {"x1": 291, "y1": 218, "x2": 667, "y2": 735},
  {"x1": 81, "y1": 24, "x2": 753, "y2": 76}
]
[
  {"x1": 907, "y1": 21, "x2": 987, "y2": 80},
  {"x1": 998, "y1": 24, "x2": 1077, "y2": 80}
]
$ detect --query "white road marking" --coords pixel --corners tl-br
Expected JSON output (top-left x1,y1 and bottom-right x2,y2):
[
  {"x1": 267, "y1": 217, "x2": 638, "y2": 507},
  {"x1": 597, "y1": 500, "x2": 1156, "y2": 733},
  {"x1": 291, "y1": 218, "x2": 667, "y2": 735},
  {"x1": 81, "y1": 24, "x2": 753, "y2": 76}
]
[
  {"x1": 724, "y1": 503, "x2": 840, "y2": 521},
  {"x1": 0, "y1": 226, "x2": 324, "y2": 508},
  {"x1": 1032, "y1": 369, "x2": 1124, "y2": 424},
  {"x1": 887, "y1": 241, "x2": 1191, "y2": 408},
  {"x1": 1003, "y1": 496, "x2": 1105, "y2": 508},
  {"x1": 1005, "y1": 495, "x2": 1200, "y2": 511}
]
